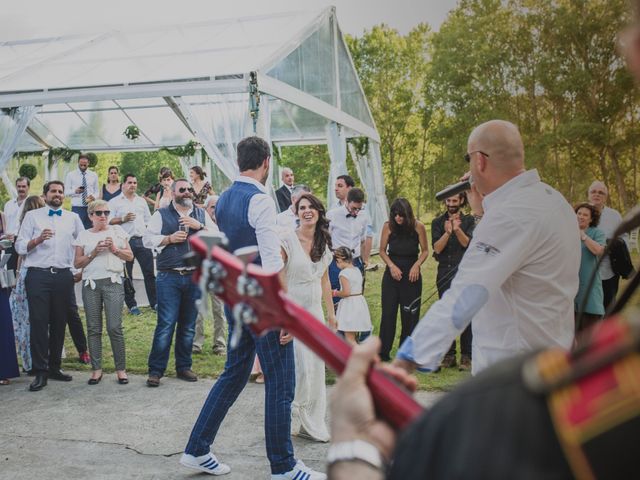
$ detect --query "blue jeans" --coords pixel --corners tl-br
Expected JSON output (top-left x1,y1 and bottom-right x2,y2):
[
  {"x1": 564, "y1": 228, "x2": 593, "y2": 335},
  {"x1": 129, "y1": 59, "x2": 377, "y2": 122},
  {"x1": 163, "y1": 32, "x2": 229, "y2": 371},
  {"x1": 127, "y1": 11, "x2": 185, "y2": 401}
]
[
  {"x1": 72, "y1": 206, "x2": 91, "y2": 229},
  {"x1": 148, "y1": 271, "x2": 200, "y2": 376},
  {"x1": 185, "y1": 305, "x2": 296, "y2": 474},
  {"x1": 124, "y1": 237, "x2": 157, "y2": 309}
]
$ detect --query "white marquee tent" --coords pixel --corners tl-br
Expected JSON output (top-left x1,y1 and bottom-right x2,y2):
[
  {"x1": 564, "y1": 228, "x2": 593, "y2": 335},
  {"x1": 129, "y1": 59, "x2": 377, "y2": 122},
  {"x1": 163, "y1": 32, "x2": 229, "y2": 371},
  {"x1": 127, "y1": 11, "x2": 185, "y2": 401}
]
[{"x1": 0, "y1": 7, "x2": 388, "y2": 242}]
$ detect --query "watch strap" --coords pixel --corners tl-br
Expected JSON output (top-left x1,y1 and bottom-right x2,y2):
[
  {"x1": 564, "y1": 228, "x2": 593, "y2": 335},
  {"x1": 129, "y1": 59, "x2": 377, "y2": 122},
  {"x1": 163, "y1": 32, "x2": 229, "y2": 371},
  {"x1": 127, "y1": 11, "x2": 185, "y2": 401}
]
[{"x1": 327, "y1": 440, "x2": 385, "y2": 470}]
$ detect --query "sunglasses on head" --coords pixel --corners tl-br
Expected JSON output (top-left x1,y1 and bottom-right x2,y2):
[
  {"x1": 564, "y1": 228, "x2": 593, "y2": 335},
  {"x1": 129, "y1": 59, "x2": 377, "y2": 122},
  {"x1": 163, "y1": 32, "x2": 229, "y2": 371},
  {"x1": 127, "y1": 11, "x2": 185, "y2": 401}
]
[
  {"x1": 178, "y1": 187, "x2": 195, "y2": 194},
  {"x1": 93, "y1": 210, "x2": 110, "y2": 217}
]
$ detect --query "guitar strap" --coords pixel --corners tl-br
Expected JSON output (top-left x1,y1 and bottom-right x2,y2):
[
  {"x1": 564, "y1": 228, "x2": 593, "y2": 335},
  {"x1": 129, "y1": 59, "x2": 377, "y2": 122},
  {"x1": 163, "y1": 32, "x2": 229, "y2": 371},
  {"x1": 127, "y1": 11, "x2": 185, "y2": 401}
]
[{"x1": 531, "y1": 318, "x2": 640, "y2": 480}]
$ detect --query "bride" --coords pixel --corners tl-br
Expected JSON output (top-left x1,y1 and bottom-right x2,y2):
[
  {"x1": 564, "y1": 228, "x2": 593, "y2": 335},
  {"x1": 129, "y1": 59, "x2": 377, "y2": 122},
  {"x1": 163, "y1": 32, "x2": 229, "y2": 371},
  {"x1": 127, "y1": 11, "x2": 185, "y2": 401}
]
[{"x1": 279, "y1": 193, "x2": 336, "y2": 442}]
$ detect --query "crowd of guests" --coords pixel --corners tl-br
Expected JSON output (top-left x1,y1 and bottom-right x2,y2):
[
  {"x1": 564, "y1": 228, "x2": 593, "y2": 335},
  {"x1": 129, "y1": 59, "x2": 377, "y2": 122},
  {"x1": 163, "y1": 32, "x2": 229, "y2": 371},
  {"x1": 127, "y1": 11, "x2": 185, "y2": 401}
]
[
  {"x1": 0, "y1": 135, "x2": 632, "y2": 479},
  {"x1": 0, "y1": 151, "x2": 629, "y2": 389}
]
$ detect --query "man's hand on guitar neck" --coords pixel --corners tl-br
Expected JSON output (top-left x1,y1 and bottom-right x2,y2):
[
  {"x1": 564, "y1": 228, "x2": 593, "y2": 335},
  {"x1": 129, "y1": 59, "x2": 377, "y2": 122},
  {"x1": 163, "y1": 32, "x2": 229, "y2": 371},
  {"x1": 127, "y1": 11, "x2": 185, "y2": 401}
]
[{"x1": 328, "y1": 337, "x2": 417, "y2": 479}]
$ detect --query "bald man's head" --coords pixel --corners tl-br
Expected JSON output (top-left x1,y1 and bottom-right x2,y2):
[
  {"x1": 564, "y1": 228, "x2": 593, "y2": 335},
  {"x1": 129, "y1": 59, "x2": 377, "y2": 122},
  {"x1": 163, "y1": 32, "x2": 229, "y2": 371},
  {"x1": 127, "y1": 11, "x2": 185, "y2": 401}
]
[{"x1": 468, "y1": 120, "x2": 525, "y2": 173}]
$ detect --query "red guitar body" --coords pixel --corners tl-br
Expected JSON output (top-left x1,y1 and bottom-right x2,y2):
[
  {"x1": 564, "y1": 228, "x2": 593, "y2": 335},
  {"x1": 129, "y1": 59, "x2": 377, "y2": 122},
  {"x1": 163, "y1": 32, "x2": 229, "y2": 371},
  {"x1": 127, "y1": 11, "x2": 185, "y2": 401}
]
[{"x1": 190, "y1": 235, "x2": 423, "y2": 430}]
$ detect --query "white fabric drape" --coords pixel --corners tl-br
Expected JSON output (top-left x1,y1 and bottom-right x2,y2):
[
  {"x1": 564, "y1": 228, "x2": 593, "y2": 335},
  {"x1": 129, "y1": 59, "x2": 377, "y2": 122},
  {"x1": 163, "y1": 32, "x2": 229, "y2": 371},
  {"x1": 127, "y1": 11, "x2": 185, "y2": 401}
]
[
  {"x1": 348, "y1": 140, "x2": 389, "y2": 250},
  {"x1": 256, "y1": 96, "x2": 275, "y2": 197},
  {"x1": 0, "y1": 106, "x2": 38, "y2": 198},
  {"x1": 175, "y1": 94, "x2": 252, "y2": 182},
  {"x1": 325, "y1": 122, "x2": 348, "y2": 208}
]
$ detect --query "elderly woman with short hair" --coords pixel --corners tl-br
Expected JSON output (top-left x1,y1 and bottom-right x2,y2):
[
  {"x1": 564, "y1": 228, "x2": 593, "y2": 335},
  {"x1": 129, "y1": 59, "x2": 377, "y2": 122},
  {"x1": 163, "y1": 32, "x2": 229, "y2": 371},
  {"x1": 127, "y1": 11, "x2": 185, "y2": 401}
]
[{"x1": 74, "y1": 200, "x2": 133, "y2": 385}]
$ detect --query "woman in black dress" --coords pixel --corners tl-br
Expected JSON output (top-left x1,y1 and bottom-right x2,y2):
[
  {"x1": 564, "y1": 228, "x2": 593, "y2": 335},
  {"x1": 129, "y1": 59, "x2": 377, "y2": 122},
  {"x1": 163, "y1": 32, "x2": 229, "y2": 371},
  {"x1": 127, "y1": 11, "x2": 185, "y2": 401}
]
[
  {"x1": 101, "y1": 165, "x2": 122, "y2": 201},
  {"x1": 378, "y1": 198, "x2": 429, "y2": 362}
]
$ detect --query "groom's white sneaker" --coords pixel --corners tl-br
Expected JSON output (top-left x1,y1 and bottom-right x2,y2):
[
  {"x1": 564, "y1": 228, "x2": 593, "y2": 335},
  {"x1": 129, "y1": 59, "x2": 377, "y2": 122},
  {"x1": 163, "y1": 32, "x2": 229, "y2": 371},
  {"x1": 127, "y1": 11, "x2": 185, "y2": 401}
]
[
  {"x1": 271, "y1": 460, "x2": 326, "y2": 480},
  {"x1": 180, "y1": 452, "x2": 231, "y2": 475}
]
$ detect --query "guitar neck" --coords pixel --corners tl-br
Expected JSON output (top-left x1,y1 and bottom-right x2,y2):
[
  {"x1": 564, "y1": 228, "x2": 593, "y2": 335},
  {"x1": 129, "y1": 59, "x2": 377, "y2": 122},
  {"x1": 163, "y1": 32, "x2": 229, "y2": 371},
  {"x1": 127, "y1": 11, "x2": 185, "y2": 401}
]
[{"x1": 281, "y1": 294, "x2": 423, "y2": 430}]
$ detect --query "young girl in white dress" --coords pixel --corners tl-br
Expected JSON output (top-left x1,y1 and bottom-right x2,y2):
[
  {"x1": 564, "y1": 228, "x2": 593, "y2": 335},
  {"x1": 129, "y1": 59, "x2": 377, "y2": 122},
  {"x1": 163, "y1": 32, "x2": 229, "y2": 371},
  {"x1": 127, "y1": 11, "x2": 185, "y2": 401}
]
[{"x1": 332, "y1": 246, "x2": 371, "y2": 345}]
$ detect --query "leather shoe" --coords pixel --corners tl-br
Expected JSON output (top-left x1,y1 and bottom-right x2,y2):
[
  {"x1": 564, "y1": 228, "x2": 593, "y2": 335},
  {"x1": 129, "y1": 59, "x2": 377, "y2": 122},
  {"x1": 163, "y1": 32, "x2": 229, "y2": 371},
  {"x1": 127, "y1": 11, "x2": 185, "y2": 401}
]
[
  {"x1": 29, "y1": 374, "x2": 48, "y2": 391},
  {"x1": 48, "y1": 369, "x2": 73, "y2": 381},
  {"x1": 88, "y1": 374, "x2": 103, "y2": 385},
  {"x1": 176, "y1": 369, "x2": 198, "y2": 382}
]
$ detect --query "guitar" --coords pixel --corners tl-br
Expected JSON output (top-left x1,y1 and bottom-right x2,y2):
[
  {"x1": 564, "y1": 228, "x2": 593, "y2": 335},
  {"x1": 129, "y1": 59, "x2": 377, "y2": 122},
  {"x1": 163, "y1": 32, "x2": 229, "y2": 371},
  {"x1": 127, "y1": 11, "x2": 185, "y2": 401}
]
[{"x1": 187, "y1": 232, "x2": 423, "y2": 430}]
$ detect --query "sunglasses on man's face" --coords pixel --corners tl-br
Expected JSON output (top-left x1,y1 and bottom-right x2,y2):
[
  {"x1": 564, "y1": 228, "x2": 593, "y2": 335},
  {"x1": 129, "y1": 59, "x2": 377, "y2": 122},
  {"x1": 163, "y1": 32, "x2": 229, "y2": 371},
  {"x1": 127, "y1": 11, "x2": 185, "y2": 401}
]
[
  {"x1": 178, "y1": 187, "x2": 195, "y2": 194},
  {"x1": 93, "y1": 210, "x2": 110, "y2": 217},
  {"x1": 464, "y1": 150, "x2": 490, "y2": 163}
]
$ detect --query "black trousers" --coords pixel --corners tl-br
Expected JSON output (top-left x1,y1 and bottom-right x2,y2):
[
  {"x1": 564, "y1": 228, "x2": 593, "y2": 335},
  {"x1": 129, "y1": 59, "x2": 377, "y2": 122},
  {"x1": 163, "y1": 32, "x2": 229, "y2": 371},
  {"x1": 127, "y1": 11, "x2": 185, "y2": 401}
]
[
  {"x1": 25, "y1": 268, "x2": 74, "y2": 374},
  {"x1": 379, "y1": 262, "x2": 421, "y2": 361},
  {"x1": 67, "y1": 287, "x2": 87, "y2": 355},
  {"x1": 602, "y1": 275, "x2": 620, "y2": 312},
  {"x1": 437, "y1": 266, "x2": 472, "y2": 358},
  {"x1": 124, "y1": 237, "x2": 157, "y2": 309}
]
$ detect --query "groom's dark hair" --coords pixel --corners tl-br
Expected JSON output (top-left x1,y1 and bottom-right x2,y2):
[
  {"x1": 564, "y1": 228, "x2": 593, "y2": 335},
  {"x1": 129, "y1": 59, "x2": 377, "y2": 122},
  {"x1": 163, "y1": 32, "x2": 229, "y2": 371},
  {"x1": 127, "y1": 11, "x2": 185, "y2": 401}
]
[{"x1": 237, "y1": 136, "x2": 271, "y2": 172}]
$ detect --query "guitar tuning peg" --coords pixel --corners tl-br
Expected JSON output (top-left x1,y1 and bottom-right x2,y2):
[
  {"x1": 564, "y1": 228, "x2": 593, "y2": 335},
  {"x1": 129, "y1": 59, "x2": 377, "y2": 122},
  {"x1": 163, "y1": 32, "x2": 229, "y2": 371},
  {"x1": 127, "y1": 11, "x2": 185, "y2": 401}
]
[
  {"x1": 229, "y1": 303, "x2": 257, "y2": 349},
  {"x1": 233, "y1": 245, "x2": 259, "y2": 266},
  {"x1": 196, "y1": 231, "x2": 229, "y2": 258}
]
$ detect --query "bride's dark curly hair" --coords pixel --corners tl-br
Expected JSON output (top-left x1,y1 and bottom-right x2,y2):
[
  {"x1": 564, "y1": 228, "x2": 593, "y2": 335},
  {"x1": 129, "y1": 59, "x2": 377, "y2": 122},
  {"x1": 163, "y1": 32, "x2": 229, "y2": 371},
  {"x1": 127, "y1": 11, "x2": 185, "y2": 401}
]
[{"x1": 295, "y1": 193, "x2": 332, "y2": 262}]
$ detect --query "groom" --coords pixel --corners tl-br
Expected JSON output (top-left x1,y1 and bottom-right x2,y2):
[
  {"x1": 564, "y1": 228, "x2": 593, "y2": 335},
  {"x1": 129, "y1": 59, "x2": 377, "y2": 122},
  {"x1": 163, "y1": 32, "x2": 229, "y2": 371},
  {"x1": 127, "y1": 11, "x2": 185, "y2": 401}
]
[{"x1": 180, "y1": 136, "x2": 325, "y2": 480}]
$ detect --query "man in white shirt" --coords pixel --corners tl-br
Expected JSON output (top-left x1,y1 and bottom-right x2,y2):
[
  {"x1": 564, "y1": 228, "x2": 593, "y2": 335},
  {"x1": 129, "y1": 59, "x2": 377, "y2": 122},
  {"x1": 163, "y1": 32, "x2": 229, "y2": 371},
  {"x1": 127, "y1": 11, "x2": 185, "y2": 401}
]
[
  {"x1": 64, "y1": 154, "x2": 99, "y2": 229},
  {"x1": 3, "y1": 176, "x2": 30, "y2": 271},
  {"x1": 334, "y1": 174, "x2": 373, "y2": 266},
  {"x1": 326, "y1": 187, "x2": 368, "y2": 305},
  {"x1": 109, "y1": 173, "x2": 156, "y2": 315},
  {"x1": 15, "y1": 180, "x2": 85, "y2": 391},
  {"x1": 587, "y1": 180, "x2": 624, "y2": 310},
  {"x1": 275, "y1": 167, "x2": 295, "y2": 212},
  {"x1": 276, "y1": 184, "x2": 311, "y2": 231},
  {"x1": 143, "y1": 179, "x2": 218, "y2": 387},
  {"x1": 396, "y1": 120, "x2": 580, "y2": 375}
]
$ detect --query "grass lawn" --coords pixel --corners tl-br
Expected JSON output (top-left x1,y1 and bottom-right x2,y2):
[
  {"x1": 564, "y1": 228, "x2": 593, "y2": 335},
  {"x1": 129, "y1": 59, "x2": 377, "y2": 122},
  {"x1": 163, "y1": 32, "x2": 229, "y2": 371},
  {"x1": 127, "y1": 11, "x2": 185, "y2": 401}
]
[{"x1": 62, "y1": 255, "x2": 470, "y2": 391}]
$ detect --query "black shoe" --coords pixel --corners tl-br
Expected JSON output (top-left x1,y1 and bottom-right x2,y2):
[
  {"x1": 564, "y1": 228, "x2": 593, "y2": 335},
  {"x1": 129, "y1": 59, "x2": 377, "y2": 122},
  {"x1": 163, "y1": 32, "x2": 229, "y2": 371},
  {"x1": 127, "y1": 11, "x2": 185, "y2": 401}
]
[
  {"x1": 88, "y1": 374, "x2": 103, "y2": 385},
  {"x1": 48, "y1": 369, "x2": 73, "y2": 381},
  {"x1": 29, "y1": 374, "x2": 48, "y2": 391}
]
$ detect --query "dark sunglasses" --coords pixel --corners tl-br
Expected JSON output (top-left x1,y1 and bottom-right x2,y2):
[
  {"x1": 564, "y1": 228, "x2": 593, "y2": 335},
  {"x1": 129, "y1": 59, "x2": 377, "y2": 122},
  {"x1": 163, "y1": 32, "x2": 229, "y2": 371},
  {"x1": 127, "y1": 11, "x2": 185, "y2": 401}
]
[
  {"x1": 178, "y1": 187, "x2": 195, "y2": 194},
  {"x1": 93, "y1": 210, "x2": 110, "y2": 217},
  {"x1": 464, "y1": 150, "x2": 490, "y2": 163},
  {"x1": 392, "y1": 211, "x2": 406, "y2": 218}
]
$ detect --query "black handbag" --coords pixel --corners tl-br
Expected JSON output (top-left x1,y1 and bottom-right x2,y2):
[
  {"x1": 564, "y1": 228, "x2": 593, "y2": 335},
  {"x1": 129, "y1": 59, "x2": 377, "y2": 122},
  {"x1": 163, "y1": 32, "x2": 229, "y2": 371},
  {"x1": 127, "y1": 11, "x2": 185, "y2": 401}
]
[
  {"x1": 123, "y1": 266, "x2": 136, "y2": 297},
  {"x1": 608, "y1": 237, "x2": 635, "y2": 279}
]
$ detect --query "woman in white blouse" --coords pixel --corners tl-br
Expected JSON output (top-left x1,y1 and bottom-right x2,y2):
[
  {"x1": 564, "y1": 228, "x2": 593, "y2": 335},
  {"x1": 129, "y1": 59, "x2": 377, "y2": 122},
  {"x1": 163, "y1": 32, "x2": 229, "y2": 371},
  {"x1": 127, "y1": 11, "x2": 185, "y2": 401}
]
[{"x1": 74, "y1": 200, "x2": 133, "y2": 385}]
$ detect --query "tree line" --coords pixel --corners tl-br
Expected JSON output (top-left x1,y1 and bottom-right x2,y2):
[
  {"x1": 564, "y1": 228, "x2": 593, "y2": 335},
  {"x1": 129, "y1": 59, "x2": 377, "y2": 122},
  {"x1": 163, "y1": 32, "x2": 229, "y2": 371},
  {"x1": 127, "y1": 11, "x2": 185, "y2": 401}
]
[{"x1": 346, "y1": 0, "x2": 638, "y2": 216}]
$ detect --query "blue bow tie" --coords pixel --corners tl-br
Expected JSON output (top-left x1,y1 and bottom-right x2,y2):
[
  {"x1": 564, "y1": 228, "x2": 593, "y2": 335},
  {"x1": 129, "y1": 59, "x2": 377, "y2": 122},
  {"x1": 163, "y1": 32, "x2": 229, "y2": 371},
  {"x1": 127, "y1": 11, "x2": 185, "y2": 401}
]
[{"x1": 48, "y1": 209, "x2": 62, "y2": 217}]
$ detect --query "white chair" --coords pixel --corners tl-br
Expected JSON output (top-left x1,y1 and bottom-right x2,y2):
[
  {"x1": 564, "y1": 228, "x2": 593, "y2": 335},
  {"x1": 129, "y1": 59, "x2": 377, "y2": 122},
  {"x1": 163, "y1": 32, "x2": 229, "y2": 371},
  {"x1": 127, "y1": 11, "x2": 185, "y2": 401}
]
[{"x1": 629, "y1": 228, "x2": 639, "y2": 254}]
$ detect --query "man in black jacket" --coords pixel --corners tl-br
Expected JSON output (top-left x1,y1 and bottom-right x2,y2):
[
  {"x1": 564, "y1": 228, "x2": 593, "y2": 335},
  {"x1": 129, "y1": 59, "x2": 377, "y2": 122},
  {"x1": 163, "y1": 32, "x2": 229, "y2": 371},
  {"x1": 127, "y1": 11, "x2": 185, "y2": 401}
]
[{"x1": 275, "y1": 167, "x2": 294, "y2": 212}]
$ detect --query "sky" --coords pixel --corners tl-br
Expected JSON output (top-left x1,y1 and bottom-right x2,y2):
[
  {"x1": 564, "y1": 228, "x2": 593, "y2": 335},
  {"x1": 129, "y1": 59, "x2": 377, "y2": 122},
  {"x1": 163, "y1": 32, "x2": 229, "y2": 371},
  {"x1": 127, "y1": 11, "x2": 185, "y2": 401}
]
[{"x1": 1, "y1": 0, "x2": 459, "y2": 41}]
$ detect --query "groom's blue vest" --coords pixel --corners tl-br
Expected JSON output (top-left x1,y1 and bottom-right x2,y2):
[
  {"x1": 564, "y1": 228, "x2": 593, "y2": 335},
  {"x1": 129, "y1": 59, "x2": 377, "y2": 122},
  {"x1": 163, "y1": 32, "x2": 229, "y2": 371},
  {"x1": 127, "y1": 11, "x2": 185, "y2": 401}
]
[{"x1": 216, "y1": 181, "x2": 262, "y2": 266}]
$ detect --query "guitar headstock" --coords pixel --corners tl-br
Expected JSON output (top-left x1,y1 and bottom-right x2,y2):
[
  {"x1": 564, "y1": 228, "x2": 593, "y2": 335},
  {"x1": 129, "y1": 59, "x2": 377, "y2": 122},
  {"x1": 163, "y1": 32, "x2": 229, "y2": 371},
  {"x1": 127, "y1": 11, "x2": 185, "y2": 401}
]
[{"x1": 188, "y1": 232, "x2": 291, "y2": 343}]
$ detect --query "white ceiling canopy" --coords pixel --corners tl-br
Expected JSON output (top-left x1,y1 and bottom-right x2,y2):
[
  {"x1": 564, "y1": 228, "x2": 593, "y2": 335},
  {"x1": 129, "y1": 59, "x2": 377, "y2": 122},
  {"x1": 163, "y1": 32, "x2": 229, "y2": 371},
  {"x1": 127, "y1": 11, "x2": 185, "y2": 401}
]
[{"x1": 0, "y1": 7, "x2": 378, "y2": 152}]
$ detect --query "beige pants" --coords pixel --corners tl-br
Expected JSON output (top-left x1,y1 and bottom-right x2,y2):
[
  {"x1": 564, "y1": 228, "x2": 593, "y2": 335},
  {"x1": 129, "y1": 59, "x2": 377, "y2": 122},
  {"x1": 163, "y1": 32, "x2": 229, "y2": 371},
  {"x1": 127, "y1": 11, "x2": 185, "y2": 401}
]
[{"x1": 193, "y1": 293, "x2": 227, "y2": 351}]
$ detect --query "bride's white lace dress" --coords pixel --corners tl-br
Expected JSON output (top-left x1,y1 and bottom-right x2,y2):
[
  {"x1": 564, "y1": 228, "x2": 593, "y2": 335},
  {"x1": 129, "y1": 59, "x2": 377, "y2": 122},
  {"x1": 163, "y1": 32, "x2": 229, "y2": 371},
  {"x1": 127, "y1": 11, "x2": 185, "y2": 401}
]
[{"x1": 281, "y1": 229, "x2": 332, "y2": 442}]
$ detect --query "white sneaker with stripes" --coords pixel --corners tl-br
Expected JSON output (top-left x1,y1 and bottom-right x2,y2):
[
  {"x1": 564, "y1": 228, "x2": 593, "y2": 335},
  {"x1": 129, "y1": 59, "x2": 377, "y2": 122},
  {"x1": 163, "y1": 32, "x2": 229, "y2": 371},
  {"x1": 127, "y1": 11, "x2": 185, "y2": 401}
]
[
  {"x1": 180, "y1": 452, "x2": 231, "y2": 475},
  {"x1": 271, "y1": 460, "x2": 326, "y2": 480}
]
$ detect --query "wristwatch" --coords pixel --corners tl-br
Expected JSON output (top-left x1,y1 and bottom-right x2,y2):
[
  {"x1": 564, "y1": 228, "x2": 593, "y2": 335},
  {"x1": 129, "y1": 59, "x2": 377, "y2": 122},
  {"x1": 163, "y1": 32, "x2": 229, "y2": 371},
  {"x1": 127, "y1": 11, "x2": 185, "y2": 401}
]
[{"x1": 327, "y1": 440, "x2": 385, "y2": 471}]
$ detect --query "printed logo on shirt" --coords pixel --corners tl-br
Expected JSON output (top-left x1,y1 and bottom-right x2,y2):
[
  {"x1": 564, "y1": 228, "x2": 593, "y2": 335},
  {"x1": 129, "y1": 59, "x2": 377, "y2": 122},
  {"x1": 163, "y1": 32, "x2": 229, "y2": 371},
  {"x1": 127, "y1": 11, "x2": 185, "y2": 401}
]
[{"x1": 475, "y1": 242, "x2": 501, "y2": 256}]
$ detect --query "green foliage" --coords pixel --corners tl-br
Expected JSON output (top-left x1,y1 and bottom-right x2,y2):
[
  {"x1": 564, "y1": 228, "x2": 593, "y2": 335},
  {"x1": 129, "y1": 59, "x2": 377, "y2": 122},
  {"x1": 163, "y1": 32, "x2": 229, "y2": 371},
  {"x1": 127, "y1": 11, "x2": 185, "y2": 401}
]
[
  {"x1": 161, "y1": 140, "x2": 200, "y2": 158},
  {"x1": 276, "y1": 145, "x2": 332, "y2": 205},
  {"x1": 84, "y1": 152, "x2": 98, "y2": 168},
  {"x1": 123, "y1": 125, "x2": 140, "y2": 140},
  {"x1": 18, "y1": 163, "x2": 38, "y2": 180},
  {"x1": 421, "y1": 0, "x2": 637, "y2": 210},
  {"x1": 347, "y1": 24, "x2": 430, "y2": 204},
  {"x1": 120, "y1": 150, "x2": 183, "y2": 196}
]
